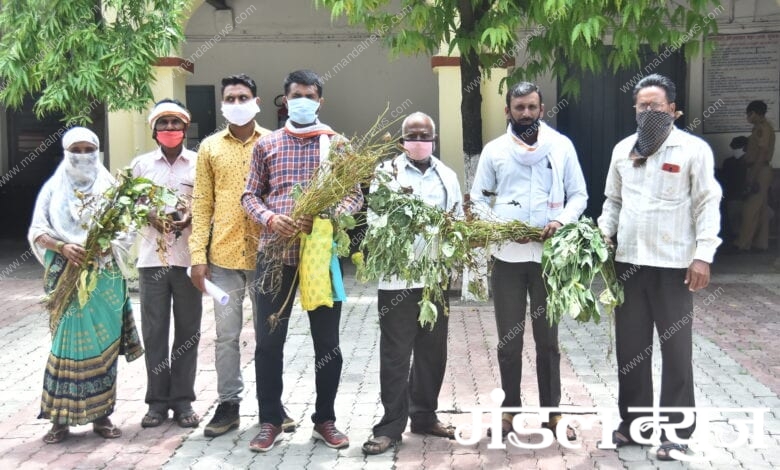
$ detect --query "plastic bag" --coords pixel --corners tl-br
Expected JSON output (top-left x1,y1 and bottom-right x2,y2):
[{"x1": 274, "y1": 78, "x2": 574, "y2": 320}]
[{"x1": 299, "y1": 217, "x2": 335, "y2": 310}]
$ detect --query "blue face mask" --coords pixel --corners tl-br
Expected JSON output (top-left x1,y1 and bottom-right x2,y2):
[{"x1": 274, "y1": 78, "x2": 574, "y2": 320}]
[{"x1": 286, "y1": 97, "x2": 320, "y2": 124}]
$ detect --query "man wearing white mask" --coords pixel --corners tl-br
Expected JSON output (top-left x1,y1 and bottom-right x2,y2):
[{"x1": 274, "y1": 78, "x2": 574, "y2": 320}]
[
  {"x1": 470, "y1": 82, "x2": 587, "y2": 441},
  {"x1": 242, "y1": 69, "x2": 363, "y2": 452},
  {"x1": 190, "y1": 74, "x2": 296, "y2": 437},
  {"x1": 362, "y1": 112, "x2": 463, "y2": 455}
]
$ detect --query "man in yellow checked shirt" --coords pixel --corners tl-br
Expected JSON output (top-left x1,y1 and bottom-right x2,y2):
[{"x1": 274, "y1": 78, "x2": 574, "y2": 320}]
[{"x1": 189, "y1": 74, "x2": 296, "y2": 438}]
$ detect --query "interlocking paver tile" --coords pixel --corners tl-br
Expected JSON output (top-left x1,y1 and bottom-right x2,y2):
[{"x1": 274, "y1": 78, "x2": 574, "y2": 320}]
[{"x1": 1, "y1": 264, "x2": 777, "y2": 469}]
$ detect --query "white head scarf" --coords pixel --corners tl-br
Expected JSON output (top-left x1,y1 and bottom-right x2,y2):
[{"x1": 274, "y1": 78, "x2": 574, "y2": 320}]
[
  {"x1": 27, "y1": 127, "x2": 115, "y2": 264},
  {"x1": 62, "y1": 126, "x2": 99, "y2": 150},
  {"x1": 147, "y1": 101, "x2": 191, "y2": 130},
  {"x1": 62, "y1": 127, "x2": 101, "y2": 190}
]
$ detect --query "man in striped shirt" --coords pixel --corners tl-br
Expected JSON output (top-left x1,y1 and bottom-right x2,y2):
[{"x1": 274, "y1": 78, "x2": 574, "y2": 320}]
[
  {"x1": 242, "y1": 69, "x2": 363, "y2": 453},
  {"x1": 598, "y1": 74, "x2": 722, "y2": 461}
]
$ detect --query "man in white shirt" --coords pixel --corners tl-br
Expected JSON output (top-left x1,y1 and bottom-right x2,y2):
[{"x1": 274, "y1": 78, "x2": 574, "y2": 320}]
[
  {"x1": 470, "y1": 83, "x2": 587, "y2": 441},
  {"x1": 132, "y1": 99, "x2": 202, "y2": 429},
  {"x1": 362, "y1": 112, "x2": 463, "y2": 455},
  {"x1": 598, "y1": 74, "x2": 722, "y2": 460}
]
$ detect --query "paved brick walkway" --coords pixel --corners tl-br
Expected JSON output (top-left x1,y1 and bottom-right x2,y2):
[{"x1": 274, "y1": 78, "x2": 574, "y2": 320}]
[{"x1": 0, "y1": 259, "x2": 776, "y2": 469}]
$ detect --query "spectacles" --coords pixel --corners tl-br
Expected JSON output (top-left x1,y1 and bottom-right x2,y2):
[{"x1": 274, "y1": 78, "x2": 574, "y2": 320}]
[
  {"x1": 633, "y1": 102, "x2": 668, "y2": 113},
  {"x1": 154, "y1": 118, "x2": 186, "y2": 130},
  {"x1": 402, "y1": 135, "x2": 434, "y2": 142}
]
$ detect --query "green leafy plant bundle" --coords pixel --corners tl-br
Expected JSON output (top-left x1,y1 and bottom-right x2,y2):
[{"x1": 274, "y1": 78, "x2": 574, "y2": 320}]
[
  {"x1": 541, "y1": 218, "x2": 623, "y2": 325},
  {"x1": 45, "y1": 167, "x2": 179, "y2": 330},
  {"x1": 358, "y1": 176, "x2": 466, "y2": 329}
]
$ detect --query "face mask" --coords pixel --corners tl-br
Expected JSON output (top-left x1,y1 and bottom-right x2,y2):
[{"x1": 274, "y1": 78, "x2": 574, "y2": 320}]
[
  {"x1": 286, "y1": 97, "x2": 320, "y2": 125},
  {"x1": 222, "y1": 100, "x2": 260, "y2": 126},
  {"x1": 403, "y1": 141, "x2": 434, "y2": 161},
  {"x1": 634, "y1": 110, "x2": 674, "y2": 158},
  {"x1": 509, "y1": 116, "x2": 541, "y2": 141},
  {"x1": 64, "y1": 150, "x2": 99, "y2": 188},
  {"x1": 156, "y1": 130, "x2": 185, "y2": 148},
  {"x1": 65, "y1": 150, "x2": 98, "y2": 167}
]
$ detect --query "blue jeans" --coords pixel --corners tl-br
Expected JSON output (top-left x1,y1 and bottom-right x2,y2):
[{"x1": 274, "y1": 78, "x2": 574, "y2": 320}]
[{"x1": 209, "y1": 264, "x2": 258, "y2": 404}]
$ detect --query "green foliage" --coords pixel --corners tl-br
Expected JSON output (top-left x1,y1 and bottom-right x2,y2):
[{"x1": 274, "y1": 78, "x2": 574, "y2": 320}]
[
  {"x1": 315, "y1": 0, "x2": 721, "y2": 96},
  {"x1": 361, "y1": 182, "x2": 625, "y2": 329},
  {"x1": 0, "y1": 0, "x2": 188, "y2": 124},
  {"x1": 359, "y1": 175, "x2": 467, "y2": 329},
  {"x1": 541, "y1": 218, "x2": 623, "y2": 325},
  {"x1": 46, "y1": 167, "x2": 182, "y2": 318},
  {"x1": 360, "y1": 175, "x2": 545, "y2": 329}
]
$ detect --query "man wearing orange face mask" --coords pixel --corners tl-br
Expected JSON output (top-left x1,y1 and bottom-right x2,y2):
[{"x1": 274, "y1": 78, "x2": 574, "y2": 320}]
[
  {"x1": 362, "y1": 112, "x2": 463, "y2": 455},
  {"x1": 132, "y1": 99, "x2": 203, "y2": 430}
]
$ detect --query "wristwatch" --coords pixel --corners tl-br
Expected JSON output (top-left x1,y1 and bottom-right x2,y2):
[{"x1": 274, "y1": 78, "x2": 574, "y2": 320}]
[{"x1": 55, "y1": 240, "x2": 66, "y2": 253}]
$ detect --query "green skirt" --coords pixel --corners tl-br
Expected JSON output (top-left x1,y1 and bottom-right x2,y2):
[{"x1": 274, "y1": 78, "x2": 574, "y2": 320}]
[{"x1": 39, "y1": 250, "x2": 143, "y2": 425}]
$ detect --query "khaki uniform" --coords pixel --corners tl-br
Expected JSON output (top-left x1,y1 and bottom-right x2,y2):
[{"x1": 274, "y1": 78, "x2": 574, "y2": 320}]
[{"x1": 736, "y1": 117, "x2": 776, "y2": 250}]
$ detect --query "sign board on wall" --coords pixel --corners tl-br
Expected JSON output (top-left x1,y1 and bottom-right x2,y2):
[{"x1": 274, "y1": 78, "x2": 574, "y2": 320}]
[{"x1": 703, "y1": 32, "x2": 780, "y2": 134}]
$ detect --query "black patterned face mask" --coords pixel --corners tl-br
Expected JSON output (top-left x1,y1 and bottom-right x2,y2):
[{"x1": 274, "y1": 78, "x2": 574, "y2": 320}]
[{"x1": 631, "y1": 110, "x2": 674, "y2": 167}]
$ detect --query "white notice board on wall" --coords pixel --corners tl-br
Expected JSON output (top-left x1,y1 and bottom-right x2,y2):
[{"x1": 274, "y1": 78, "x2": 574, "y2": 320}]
[{"x1": 703, "y1": 32, "x2": 780, "y2": 134}]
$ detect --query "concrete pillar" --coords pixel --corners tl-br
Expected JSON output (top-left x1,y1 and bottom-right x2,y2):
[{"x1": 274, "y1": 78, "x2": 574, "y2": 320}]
[
  {"x1": 431, "y1": 53, "x2": 511, "y2": 301},
  {"x1": 431, "y1": 56, "x2": 510, "y2": 191},
  {"x1": 106, "y1": 58, "x2": 193, "y2": 169}
]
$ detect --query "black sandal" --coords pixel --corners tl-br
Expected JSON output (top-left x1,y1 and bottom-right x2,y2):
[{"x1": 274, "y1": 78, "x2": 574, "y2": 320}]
[
  {"x1": 559, "y1": 424, "x2": 577, "y2": 441},
  {"x1": 487, "y1": 413, "x2": 513, "y2": 438},
  {"x1": 657, "y1": 441, "x2": 688, "y2": 461},
  {"x1": 362, "y1": 435, "x2": 399, "y2": 455}
]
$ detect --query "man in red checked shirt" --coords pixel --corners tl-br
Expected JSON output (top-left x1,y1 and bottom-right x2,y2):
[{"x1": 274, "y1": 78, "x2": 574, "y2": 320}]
[{"x1": 241, "y1": 69, "x2": 363, "y2": 453}]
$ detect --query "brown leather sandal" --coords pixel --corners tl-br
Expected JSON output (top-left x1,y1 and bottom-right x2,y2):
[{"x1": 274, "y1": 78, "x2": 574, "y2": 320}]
[
  {"x1": 173, "y1": 410, "x2": 200, "y2": 428},
  {"x1": 362, "y1": 435, "x2": 399, "y2": 455},
  {"x1": 43, "y1": 425, "x2": 69, "y2": 444},
  {"x1": 487, "y1": 412, "x2": 514, "y2": 438},
  {"x1": 545, "y1": 415, "x2": 576, "y2": 441},
  {"x1": 93, "y1": 417, "x2": 122, "y2": 439},
  {"x1": 141, "y1": 410, "x2": 166, "y2": 428}
]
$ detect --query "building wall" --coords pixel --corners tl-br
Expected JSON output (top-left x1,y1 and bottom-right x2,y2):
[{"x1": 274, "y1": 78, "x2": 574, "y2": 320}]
[
  {"x1": 685, "y1": 0, "x2": 780, "y2": 166},
  {"x1": 181, "y1": 0, "x2": 438, "y2": 143},
  {"x1": 2, "y1": 0, "x2": 778, "y2": 206}
]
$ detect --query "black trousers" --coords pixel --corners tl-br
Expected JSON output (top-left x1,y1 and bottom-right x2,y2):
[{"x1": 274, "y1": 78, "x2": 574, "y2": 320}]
[
  {"x1": 372, "y1": 289, "x2": 448, "y2": 440},
  {"x1": 614, "y1": 263, "x2": 696, "y2": 440},
  {"x1": 491, "y1": 259, "x2": 561, "y2": 410},
  {"x1": 254, "y1": 262, "x2": 342, "y2": 426},
  {"x1": 138, "y1": 266, "x2": 203, "y2": 413}
]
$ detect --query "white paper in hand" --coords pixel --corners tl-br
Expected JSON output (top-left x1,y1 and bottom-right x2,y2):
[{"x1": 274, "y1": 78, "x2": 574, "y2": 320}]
[{"x1": 186, "y1": 267, "x2": 229, "y2": 305}]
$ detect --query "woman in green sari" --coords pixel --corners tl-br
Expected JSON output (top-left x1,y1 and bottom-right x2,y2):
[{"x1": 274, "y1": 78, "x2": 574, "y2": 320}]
[{"x1": 28, "y1": 127, "x2": 144, "y2": 444}]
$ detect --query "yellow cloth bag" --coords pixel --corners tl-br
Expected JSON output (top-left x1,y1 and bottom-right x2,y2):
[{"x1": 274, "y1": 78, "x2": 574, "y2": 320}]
[{"x1": 299, "y1": 217, "x2": 334, "y2": 310}]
